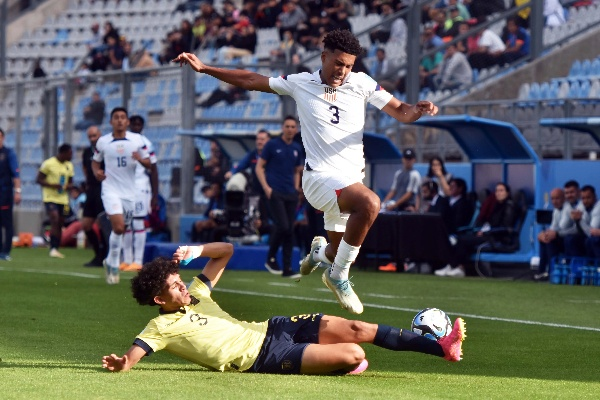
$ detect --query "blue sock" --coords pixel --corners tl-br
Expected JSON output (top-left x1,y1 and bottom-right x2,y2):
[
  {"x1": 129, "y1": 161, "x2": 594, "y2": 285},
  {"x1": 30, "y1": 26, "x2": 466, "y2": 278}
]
[{"x1": 373, "y1": 324, "x2": 444, "y2": 357}]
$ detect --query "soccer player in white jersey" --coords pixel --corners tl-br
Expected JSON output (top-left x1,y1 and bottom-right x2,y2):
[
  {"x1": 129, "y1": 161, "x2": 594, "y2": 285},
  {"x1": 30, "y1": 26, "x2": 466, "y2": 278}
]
[
  {"x1": 173, "y1": 29, "x2": 438, "y2": 314},
  {"x1": 92, "y1": 107, "x2": 151, "y2": 284},
  {"x1": 120, "y1": 115, "x2": 159, "y2": 272}
]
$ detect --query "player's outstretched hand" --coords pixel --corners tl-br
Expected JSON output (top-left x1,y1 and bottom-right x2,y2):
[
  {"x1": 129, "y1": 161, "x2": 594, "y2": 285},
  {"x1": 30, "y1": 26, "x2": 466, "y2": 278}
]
[
  {"x1": 172, "y1": 52, "x2": 205, "y2": 73},
  {"x1": 415, "y1": 100, "x2": 438, "y2": 116},
  {"x1": 102, "y1": 354, "x2": 128, "y2": 372}
]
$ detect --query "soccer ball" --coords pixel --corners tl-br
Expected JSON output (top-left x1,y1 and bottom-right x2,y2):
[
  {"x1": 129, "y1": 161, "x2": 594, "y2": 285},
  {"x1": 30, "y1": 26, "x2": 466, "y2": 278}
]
[{"x1": 411, "y1": 308, "x2": 452, "y2": 341}]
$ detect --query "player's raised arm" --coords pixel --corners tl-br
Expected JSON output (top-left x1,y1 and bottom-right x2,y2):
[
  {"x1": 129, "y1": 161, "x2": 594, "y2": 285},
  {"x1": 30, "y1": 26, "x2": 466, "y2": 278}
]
[
  {"x1": 381, "y1": 97, "x2": 439, "y2": 124},
  {"x1": 102, "y1": 344, "x2": 147, "y2": 372},
  {"x1": 173, "y1": 242, "x2": 234, "y2": 287},
  {"x1": 173, "y1": 52, "x2": 275, "y2": 94}
]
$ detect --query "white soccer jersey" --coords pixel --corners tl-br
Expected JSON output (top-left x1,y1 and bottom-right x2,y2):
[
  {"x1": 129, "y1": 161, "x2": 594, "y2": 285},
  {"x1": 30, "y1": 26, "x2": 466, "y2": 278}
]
[
  {"x1": 134, "y1": 135, "x2": 158, "y2": 191},
  {"x1": 270, "y1": 70, "x2": 393, "y2": 176},
  {"x1": 93, "y1": 131, "x2": 150, "y2": 200}
]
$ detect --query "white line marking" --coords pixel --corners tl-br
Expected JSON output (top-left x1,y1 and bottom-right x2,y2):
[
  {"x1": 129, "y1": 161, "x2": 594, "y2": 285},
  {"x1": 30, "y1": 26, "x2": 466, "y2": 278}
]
[
  {"x1": 0, "y1": 266, "x2": 101, "y2": 279},
  {"x1": 3, "y1": 267, "x2": 599, "y2": 332},
  {"x1": 215, "y1": 288, "x2": 600, "y2": 332}
]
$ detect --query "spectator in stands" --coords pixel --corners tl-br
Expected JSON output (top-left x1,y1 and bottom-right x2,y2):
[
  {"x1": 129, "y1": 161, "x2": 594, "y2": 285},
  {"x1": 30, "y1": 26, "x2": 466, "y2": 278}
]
[
  {"x1": 75, "y1": 92, "x2": 106, "y2": 130},
  {"x1": 192, "y1": 2, "x2": 223, "y2": 49},
  {"x1": 86, "y1": 22, "x2": 104, "y2": 53},
  {"x1": 32, "y1": 58, "x2": 46, "y2": 79},
  {"x1": 512, "y1": 0, "x2": 530, "y2": 29},
  {"x1": 270, "y1": 29, "x2": 303, "y2": 63},
  {"x1": 544, "y1": 0, "x2": 567, "y2": 27},
  {"x1": 122, "y1": 41, "x2": 157, "y2": 72},
  {"x1": 255, "y1": 116, "x2": 303, "y2": 279},
  {"x1": 217, "y1": 17, "x2": 258, "y2": 61},
  {"x1": 419, "y1": 38, "x2": 444, "y2": 91},
  {"x1": 276, "y1": 1, "x2": 307, "y2": 39},
  {"x1": 464, "y1": 0, "x2": 506, "y2": 24},
  {"x1": 455, "y1": 21, "x2": 479, "y2": 55},
  {"x1": 370, "y1": 48, "x2": 391, "y2": 83},
  {"x1": 423, "y1": 156, "x2": 452, "y2": 197},
  {"x1": 106, "y1": 36, "x2": 125, "y2": 70},
  {"x1": 534, "y1": 187, "x2": 565, "y2": 281},
  {"x1": 197, "y1": 140, "x2": 229, "y2": 185},
  {"x1": 369, "y1": 1, "x2": 396, "y2": 44},
  {"x1": 564, "y1": 184, "x2": 596, "y2": 258},
  {"x1": 103, "y1": 21, "x2": 120, "y2": 45},
  {"x1": 466, "y1": 24, "x2": 505, "y2": 70},
  {"x1": 436, "y1": 182, "x2": 517, "y2": 277},
  {"x1": 448, "y1": 0, "x2": 471, "y2": 21},
  {"x1": 429, "y1": 7, "x2": 453, "y2": 40},
  {"x1": 433, "y1": 42, "x2": 473, "y2": 91},
  {"x1": 422, "y1": 181, "x2": 451, "y2": 226},
  {"x1": 441, "y1": 5, "x2": 465, "y2": 38},
  {"x1": 0, "y1": 128, "x2": 21, "y2": 261},
  {"x1": 221, "y1": 0, "x2": 240, "y2": 28},
  {"x1": 255, "y1": 0, "x2": 282, "y2": 29},
  {"x1": 382, "y1": 148, "x2": 421, "y2": 212},
  {"x1": 199, "y1": 81, "x2": 250, "y2": 108},
  {"x1": 159, "y1": 30, "x2": 186, "y2": 65},
  {"x1": 37, "y1": 144, "x2": 75, "y2": 259},
  {"x1": 499, "y1": 16, "x2": 530, "y2": 65},
  {"x1": 332, "y1": 9, "x2": 353, "y2": 32},
  {"x1": 447, "y1": 177, "x2": 475, "y2": 234},
  {"x1": 180, "y1": 19, "x2": 195, "y2": 53},
  {"x1": 297, "y1": 15, "x2": 324, "y2": 51}
]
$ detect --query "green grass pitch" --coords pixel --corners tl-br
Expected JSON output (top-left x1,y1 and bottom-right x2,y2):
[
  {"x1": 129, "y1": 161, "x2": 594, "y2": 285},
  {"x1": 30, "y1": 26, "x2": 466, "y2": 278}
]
[{"x1": 1, "y1": 247, "x2": 599, "y2": 399}]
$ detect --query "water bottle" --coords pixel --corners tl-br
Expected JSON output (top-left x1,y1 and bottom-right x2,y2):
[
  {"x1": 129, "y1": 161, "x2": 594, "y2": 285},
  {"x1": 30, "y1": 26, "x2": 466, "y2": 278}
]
[
  {"x1": 559, "y1": 259, "x2": 568, "y2": 284},
  {"x1": 58, "y1": 175, "x2": 66, "y2": 194}
]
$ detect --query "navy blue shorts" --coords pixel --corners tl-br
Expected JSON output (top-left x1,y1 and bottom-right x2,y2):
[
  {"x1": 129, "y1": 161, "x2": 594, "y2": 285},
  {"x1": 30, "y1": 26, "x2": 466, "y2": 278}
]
[{"x1": 249, "y1": 313, "x2": 323, "y2": 374}]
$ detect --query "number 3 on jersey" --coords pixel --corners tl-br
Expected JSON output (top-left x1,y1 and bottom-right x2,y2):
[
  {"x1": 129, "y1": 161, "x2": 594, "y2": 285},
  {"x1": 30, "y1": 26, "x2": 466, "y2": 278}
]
[
  {"x1": 117, "y1": 156, "x2": 127, "y2": 167},
  {"x1": 329, "y1": 105, "x2": 339, "y2": 124}
]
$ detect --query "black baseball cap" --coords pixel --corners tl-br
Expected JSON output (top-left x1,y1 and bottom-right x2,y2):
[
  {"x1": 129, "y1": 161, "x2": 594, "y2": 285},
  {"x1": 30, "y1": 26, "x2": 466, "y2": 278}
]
[{"x1": 403, "y1": 148, "x2": 416, "y2": 159}]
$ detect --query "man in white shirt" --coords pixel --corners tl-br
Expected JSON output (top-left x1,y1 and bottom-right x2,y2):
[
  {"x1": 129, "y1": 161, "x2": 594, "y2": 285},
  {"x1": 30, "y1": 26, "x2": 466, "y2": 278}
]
[
  {"x1": 120, "y1": 115, "x2": 159, "y2": 272},
  {"x1": 92, "y1": 108, "x2": 151, "y2": 284},
  {"x1": 173, "y1": 29, "x2": 438, "y2": 314}
]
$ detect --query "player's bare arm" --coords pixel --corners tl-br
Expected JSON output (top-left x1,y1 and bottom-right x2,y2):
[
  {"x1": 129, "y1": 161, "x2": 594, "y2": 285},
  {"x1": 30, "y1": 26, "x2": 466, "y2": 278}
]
[
  {"x1": 382, "y1": 97, "x2": 438, "y2": 123},
  {"x1": 91, "y1": 160, "x2": 106, "y2": 181},
  {"x1": 172, "y1": 242, "x2": 234, "y2": 287},
  {"x1": 132, "y1": 151, "x2": 151, "y2": 169},
  {"x1": 173, "y1": 52, "x2": 275, "y2": 94},
  {"x1": 102, "y1": 345, "x2": 146, "y2": 372}
]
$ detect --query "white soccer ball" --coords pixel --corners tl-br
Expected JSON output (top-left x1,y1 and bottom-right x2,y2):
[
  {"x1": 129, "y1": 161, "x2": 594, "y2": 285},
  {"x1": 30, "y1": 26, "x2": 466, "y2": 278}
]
[{"x1": 411, "y1": 308, "x2": 452, "y2": 341}]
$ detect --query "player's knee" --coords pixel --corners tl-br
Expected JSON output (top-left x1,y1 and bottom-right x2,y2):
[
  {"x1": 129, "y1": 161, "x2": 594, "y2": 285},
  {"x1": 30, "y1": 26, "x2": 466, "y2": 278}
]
[
  {"x1": 343, "y1": 344, "x2": 366, "y2": 366},
  {"x1": 112, "y1": 225, "x2": 126, "y2": 235},
  {"x1": 361, "y1": 193, "x2": 380, "y2": 220}
]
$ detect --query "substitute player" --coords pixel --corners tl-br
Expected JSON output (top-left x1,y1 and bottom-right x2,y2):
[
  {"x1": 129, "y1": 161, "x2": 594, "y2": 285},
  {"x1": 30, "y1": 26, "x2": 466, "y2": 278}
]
[
  {"x1": 92, "y1": 108, "x2": 150, "y2": 284},
  {"x1": 173, "y1": 29, "x2": 438, "y2": 314},
  {"x1": 120, "y1": 115, "x2": 159, "y2": 272},
  {"x1": 102, "y1": 243, "x2": 466, "y2": 374}
]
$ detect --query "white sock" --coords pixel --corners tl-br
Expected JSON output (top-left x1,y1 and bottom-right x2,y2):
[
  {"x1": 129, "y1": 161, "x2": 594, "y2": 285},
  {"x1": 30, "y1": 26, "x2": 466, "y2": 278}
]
[
  {"x1": 133, "y1": 219, "x2": 146, "y2": 265},
  {"x1": 122, "y1": 230, "x2": 133, "y2": 264},
  {"x1": 108, "y1": 232, "x2": 123, "y2": 268},
  {"x1": 330, "y1": 238, "x2": 360, "y2": 281},
  {"x1": 317, "y1": 245, "x2": 333, "y2": 264}
]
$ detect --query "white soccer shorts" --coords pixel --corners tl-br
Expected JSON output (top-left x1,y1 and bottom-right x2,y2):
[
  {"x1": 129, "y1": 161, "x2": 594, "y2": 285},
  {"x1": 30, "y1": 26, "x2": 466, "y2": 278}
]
[
  {"x1": 101, "y1": 193, "x2": 134, "y2": 226},
  {"x1": 302, "y1": 169, "x2": 364, "y2": 232},
  {"x1": 134, "y1": 187, "x2": 151, "y2": 218}
]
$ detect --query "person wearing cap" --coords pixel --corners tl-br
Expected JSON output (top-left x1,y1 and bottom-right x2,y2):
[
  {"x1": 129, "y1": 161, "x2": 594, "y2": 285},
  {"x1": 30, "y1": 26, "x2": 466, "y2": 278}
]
[
  {"x1": 382, "y1": 149, "x2": 422, "y2": 212},
  {"x1": 173, "y1": 29, "x2": 438, "y2": 315}
]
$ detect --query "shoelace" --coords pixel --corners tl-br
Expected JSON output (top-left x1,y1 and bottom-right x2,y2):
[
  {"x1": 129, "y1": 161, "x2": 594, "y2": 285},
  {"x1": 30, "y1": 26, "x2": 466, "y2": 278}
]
[{"x1": 335, "y1": 276, "x2": 355, "y2": 295}]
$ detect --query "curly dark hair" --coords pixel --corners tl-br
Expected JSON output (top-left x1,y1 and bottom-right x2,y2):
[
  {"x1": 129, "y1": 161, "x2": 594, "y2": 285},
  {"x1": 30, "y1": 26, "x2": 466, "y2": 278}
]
[
  {"x1": 131, "y1": 257, "x2": 180, "y2": 306},
  {"x1": 322, "y1": 29, "x2": 363, "y2": 57}
]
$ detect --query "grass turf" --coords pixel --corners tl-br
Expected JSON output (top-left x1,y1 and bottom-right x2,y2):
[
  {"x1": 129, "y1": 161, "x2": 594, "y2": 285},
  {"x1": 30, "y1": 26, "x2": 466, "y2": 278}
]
[{"x1": 1, "y1": 247, "x2": 599, "y2": 399}]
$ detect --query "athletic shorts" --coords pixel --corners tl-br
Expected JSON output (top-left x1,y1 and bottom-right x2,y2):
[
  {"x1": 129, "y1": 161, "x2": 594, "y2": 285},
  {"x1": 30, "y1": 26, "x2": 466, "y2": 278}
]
[
  {"x1": 44, "y1": 202, "x2": 66, "y2": 216},
  {"x1": 248, "y1": 313, "x2": 323, "y2": 374},
  {"x1": 302, "y1": 169, "x2": 363, "y2": 232},
  {"x1": 134, "y1": 187, "x2": 151, "y2": 218},
  {"x1": 101, "y1": 193, "x2": 134, "y2": 226},
  {"x1": 83, "y1": 187, "x2": 104, "y2": 219}
]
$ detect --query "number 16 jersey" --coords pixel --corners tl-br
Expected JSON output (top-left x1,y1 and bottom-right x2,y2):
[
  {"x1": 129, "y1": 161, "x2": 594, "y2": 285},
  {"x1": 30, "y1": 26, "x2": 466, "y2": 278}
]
[
  {"x1": 93, "y1": 131, "x2": 149, "y2": 201},
  {"x1": 269, "y1": 70, "x2": 393, "y2": 177}
]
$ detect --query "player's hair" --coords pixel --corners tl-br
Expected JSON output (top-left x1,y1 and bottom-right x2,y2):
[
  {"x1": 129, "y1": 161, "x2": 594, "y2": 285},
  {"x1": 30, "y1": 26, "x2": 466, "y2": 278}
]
[
  {"x1": 283, "y1": 115, "x2": 297, "y2": 124},
  {"x1": 110, "y1": 107, "x2": 128, "y2": 119},
  {"x1": 129, "y1": 115, "x2": 145, "y2": 126},
  {"x1": 581, "y1": 184, "x2": 596, "y2": 196},
  {"x1": 58, "y1": 143, "x2": 72, "y2": 154},
  {"x1": 564, "y1": 180, "x2": 580, "y2": 190},
  {"x1": 322, "y1": 29, "x2": 363, "y2": 57},
  {"x1": 256, "y1": 129, "x2": 271, "y2": 138},
  {"x1": 131, "y1": 257, "x2": 180, "y2": 306}
]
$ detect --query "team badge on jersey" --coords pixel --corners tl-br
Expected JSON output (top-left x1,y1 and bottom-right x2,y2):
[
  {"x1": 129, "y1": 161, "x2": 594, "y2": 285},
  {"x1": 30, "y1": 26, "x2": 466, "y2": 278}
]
[
  {"x1": 324, "y1": 87, "x2": 337, "y2": 102},
  {"x1": 116, "y1": 144, "x2": 125, "y2": 155}
]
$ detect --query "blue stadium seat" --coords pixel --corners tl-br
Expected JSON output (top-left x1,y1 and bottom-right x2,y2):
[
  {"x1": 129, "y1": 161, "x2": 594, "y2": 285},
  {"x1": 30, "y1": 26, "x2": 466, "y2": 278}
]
[
  {"x1": 528, "y1": 82, "x2": 541, "y2": 99},
  {"x1": 569, "y1": 59, "x2": 582, "y2": 77}
]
